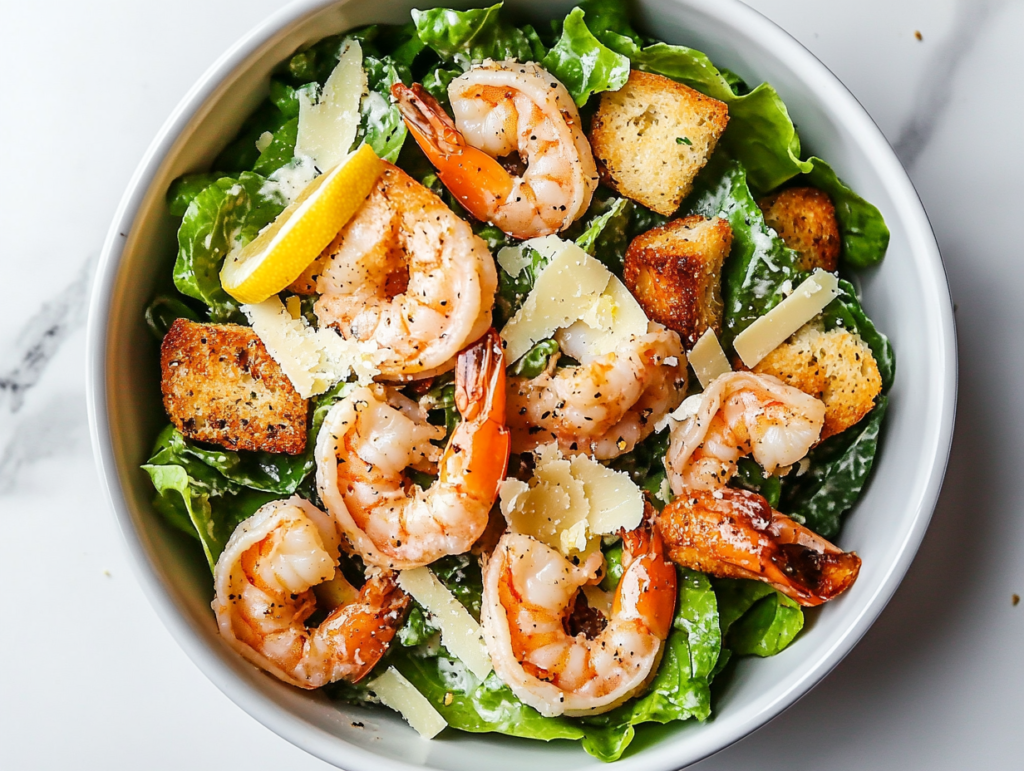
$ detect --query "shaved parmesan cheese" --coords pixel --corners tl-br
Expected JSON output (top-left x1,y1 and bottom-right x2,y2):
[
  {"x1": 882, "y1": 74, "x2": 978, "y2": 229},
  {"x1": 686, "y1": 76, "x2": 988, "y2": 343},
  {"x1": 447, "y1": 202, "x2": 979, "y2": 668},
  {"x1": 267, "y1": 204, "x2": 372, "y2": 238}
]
[
  {"x1": 368, "y1": 667, "x2": 447, "y2": 739},
  {"x1": 497, "y1": 245, "x2": 530, "y2": 277},
  {"x1": 501, "y1": 444, "x2": 644, "y2": 559},
  {"x1": 295, "y1": 40, "x2": 366, "y2": 172},
  {"x1": 501, "y1": 236, "x2": 611, "y2": 363},
  {"x1": 688, "y1": 328, "x2": 732, "y2": 388},
  {"x1": 569, "y1": 454, "x2": 644, "y2": 535},
  {"x1": 556, "y1": 277, "x2": 649, "y2": 361},
  {"x1": 733, "y1": 270, "x2": 840, "y2": 367},
  {"x1": 397, "y1": 568, "x2": 492, "y2": 681},
  {"x1": 500, "y1": 444, "x2": 590, "y2": 557},
  {"x1": 242, "y1": 296, "x2": 379, "y2": 397}
]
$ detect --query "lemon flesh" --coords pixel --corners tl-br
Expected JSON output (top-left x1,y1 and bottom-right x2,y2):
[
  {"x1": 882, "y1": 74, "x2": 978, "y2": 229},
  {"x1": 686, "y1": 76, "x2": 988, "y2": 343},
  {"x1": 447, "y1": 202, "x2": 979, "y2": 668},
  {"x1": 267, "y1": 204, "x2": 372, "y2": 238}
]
[{"x1": 221, "y1": 143, "x2": 382, "y2": 304}]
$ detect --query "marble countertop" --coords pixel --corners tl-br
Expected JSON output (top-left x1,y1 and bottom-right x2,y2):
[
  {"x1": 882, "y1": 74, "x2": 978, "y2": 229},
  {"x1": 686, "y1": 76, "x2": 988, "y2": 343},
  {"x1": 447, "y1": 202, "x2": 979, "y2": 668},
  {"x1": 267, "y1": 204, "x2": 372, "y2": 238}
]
[{"x1": 1, "y1": 0, "x2": 1021, "y2": 768}]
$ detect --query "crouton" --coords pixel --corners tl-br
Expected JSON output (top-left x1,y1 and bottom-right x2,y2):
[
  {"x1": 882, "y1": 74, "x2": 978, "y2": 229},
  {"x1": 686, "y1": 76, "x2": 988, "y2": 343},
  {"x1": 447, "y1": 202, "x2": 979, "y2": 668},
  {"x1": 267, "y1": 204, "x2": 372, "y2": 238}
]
[
  {"x1": 160, "y1": 319, "x2": 308, "y2": 454},
  {"x1": 589, "y1": 70, "x2": 729, "y2": 216},
  {"x1": 623, "y1": 215, "x2": 733, "y2": 348},
  {"x1": 753, "y1": 324, "x2": 881, "y2": 440},
  {"x1": 758, "y1": 187, "x2": 840, "y2": 272}
]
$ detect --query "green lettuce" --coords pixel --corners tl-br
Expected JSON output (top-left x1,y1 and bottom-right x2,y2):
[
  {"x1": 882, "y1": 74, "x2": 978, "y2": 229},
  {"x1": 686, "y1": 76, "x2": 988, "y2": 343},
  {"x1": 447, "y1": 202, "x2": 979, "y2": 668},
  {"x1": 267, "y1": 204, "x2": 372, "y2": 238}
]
[
  {"x1": 714, "y1": 578, "x2": 804, "y2": 657},
  {"x1": 542, "y1": 7, "x2": 630, "y2": 107},
  {"x1": 252, "y1": 117, "x2": 299, "y2": 176},
  {"x1": 142, "y1": 425, "x2": 278, "y2": 570},
  {"x1": 144, "y1": 295, "x2": 200, "y2": 340},
  {"x1": 803, "y1": 157, "x2": 890, "y2": 269},
  {"x1": 358, "y1": 55, "x2": 410, "y2": 162},
  {"x1": 173, "y1": 172, "x2": 286, "y2": 322},
  {"x1": 413, "y1": 4, "x2": 538, "y2": 68}
]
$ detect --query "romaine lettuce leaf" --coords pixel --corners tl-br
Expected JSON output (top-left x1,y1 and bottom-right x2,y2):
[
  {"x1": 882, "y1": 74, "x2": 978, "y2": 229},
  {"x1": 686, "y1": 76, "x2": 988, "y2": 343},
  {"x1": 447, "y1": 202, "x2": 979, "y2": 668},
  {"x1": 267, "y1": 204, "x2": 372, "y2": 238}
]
[
  {"x1": 143, "y1": 425, "x2": 277, "y2": 571},
  {"x1": 173, "y1": 172, "x2": 285, "y2": 322},
  {"x1": 252, "y1": 117, "x2": 298, "y2": 176},
  {"x1": 413, "y1": 4, "x2": 537, "y2": 69},
  {"x1": 144, "y1": 295, "x2": 200, "y2": 340},
  {"x1": 358, "y1": 55, "x2": 409, "y2": 162},
  {"x1": 803, "y1": 157, "x2": 890, "y2": 269},
  {"x1": 213, "y1": 100, "x2": 291, "y2": 173},
  {"x1": 714, "y1": 578, "x2": 803, "y2": 657},
  {"x1": 541, "y1": 8, "x2": 630, "y2": 107}
]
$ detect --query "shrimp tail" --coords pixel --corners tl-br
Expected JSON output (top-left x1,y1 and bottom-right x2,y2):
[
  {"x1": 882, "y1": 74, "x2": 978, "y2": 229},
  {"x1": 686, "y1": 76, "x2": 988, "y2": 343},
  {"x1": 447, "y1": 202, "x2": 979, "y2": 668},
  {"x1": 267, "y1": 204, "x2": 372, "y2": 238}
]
[
  {"x1": 656, "y1": 487, "x2": 861, "y2": 607},
  {"x1": 391, "y1": 82, "x2": 513, "y2": 223},
  {"x1": 617, "y1": 511, "x2": 677, "y2": 640},
  {"x1": 440, "y1": 329, "x2": 510, "y2": 504},
  {"x1": 317, "y1": 573, "x2": 410, "y2": 683}
]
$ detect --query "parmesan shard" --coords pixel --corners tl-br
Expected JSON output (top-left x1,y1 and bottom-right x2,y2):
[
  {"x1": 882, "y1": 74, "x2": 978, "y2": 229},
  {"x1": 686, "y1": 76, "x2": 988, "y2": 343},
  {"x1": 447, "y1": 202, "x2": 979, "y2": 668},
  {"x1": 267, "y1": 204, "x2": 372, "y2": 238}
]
[
  {"x1": 556, "y1": 277, "x2": 649, "y2": 361},
  {"x1": 295, "y1": 40, "x2": 366, "y2": 172},
  {"x1": 397, "y1": 568, "x2": 492, "y2": 681},
  {"x1": 500, "y1": 236, "x2": 611, "y2": 363},
  {"x1": 500, "y1": 444, "x2": 644, "y2": 559},
  {"x1": 733, "y1": 269, "x2": 840, "y2": 368},
  {"x1": 569, "y1": 454, "x2": 644, "y2": 535},
  {"x1": 688, "y1": 328, "x2": 732, "y2": 388},
  {"x1": 368, "y1": 667, "x2": 447, "y2": 739},
  {"x1": 497, "y1": 245, "x2": 530, "y2": 277},
  {"x1": 241, "y1": 296, "x2": 379, "y2": 397}
]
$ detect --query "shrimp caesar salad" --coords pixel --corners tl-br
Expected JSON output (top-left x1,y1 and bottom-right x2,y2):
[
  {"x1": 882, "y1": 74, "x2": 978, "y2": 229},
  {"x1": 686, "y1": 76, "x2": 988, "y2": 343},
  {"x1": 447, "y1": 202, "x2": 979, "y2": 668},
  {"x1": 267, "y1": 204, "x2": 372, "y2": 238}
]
[{"x1": 143, "y1": 0, "x2": 894, "y2": 760}]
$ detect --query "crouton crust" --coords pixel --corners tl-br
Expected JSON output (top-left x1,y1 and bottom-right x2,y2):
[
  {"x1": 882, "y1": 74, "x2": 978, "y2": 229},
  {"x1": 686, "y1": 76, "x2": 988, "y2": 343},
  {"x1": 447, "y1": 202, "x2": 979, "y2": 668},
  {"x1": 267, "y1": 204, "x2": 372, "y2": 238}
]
[
  {"x1": 753, "y1": 324, "x2": 881, "y2": 440},
  {"x1": 758, "y1": 187, "x2": 840, "y2": 272},
  {"x1": 624, "y1": 215, "x2": 733, "y2": 348},
  {"x1": 160, "y1": 319, "x2": 308, "y2": 454},
  {"x1": 590, "y1": 70, "x2": 729, "y2": 216}
]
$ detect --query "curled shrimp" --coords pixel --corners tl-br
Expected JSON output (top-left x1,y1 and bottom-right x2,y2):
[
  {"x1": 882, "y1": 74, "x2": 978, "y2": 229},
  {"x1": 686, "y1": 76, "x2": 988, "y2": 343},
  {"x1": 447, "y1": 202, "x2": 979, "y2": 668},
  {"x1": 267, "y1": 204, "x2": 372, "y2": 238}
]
[
  {"x1": 392, "y1": 60, "x2": 599, "y2": 239},
  {"x1": 666, "y1": 371, "x2": 826, "y2": 495},
  {"x1": 508, "y1": 323, "x2": 687, "y2": 460},
  {"x1": 212, "y1": 497, "x2": 409, "y2": 689},
  {"x1": 482, "y1": 520, "x2": 677, "y2": 717},
  {"x1": 316, "y1": 330, "x2": 510, "y2": 569},
  {"x1": 657, "y1": 487, "x2": 861, "y2": 606},
  {"x1": 314, "y1": 161, "x2": 497, "y2": 380}
]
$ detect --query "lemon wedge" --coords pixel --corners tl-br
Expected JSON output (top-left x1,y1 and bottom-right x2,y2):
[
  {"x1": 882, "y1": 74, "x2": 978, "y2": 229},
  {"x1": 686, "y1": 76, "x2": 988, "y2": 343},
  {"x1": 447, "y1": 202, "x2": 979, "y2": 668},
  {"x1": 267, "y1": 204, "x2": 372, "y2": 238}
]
[{"x1": 220, "y1": 143, "x2": 382, "y2": 304}]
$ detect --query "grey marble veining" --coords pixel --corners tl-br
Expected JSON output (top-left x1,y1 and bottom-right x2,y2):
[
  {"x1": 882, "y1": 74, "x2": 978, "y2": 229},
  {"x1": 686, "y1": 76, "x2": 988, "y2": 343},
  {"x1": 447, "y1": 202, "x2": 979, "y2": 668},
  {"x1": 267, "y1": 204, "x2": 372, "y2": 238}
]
[{"x1": 892, "y1": 0, "x2": 1009, "y2": 168}]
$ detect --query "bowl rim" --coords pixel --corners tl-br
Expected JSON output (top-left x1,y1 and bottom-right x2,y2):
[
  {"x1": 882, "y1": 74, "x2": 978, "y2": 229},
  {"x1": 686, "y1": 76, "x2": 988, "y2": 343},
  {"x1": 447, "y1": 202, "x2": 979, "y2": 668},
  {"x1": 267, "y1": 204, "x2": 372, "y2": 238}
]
[{"x1": 86, "y1": 0, "x2": 957, "y2": 768}]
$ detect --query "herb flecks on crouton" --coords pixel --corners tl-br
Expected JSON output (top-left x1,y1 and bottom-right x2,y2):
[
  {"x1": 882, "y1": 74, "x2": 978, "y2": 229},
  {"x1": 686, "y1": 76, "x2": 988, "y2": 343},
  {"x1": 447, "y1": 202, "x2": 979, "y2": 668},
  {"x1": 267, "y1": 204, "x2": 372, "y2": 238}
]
[
  {"x1": 590, "y1": 70, "x2": 729, "y2": 217},
  {"x1": 160, "y1": 319, "x2": 308, "y2": 454},
  {"x1": 624, "y1": 215, "x2": 733, "y2": 348},
  {"x1": 759, "y1": 187, "x2": 840, "y2": 272},
  {"x1": 754, "y1": 324, "x2": 881, "y2": 440}
]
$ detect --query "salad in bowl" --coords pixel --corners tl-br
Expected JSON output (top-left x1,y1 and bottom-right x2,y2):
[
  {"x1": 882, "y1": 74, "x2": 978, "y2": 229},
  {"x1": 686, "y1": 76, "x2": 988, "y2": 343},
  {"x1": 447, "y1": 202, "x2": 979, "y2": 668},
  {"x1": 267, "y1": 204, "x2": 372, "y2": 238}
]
[{"x1": 139, "y1": 0, "x2": 894, "y2": 762}]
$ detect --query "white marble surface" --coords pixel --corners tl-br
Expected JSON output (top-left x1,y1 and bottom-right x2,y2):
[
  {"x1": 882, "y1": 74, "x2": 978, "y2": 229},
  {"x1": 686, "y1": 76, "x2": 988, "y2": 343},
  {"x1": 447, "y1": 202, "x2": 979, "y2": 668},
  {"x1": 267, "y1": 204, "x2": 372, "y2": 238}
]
[{"x1": 1, "y1": 0, "x2": 1021, "y2": 768}]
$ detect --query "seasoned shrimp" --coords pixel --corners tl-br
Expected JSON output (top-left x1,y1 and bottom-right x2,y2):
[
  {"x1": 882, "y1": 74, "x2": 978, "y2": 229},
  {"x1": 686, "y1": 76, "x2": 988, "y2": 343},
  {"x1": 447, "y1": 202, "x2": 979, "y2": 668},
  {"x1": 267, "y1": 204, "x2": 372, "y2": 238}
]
[
  {"x1": 666, "y1": 371, "x2": 826, "y2": 495},
  {"x1": 482, "y1": 521, "x2": 677, "y2": 717},
  {"x1": 508, "y1": 323, "x2": 687, "y2": 460},
  {"x1": 317, "y1": 330, "x2": 510, "y2": 569},
  {"x1": 314, "y1": 162, "x2": 497, "y2": 380},
  {"x1": 212, "y1": 497, "x2": 409, "y2": 689},
  {"x1": 657, "y1": 487, "x2": 861, "y2": 606},
  {"x1": 392, "y1": 60, "x2": 599, "y2": 239}
]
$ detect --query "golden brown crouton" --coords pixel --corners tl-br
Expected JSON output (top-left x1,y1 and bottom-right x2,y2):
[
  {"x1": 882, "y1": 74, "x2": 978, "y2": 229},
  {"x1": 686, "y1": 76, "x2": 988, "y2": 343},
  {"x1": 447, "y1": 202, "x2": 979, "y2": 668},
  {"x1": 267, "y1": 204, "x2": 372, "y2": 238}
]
[
  {"x1": 758, "y1": 187, "x2": 840, "y2": 272},
  {"x1": 624, "y1": 215, "x2": 733, "y2": 348},
  {"x1": 753, "y1": 324, "x2": 881, "y2": 440},
  {"x1": 160, "y1": 319, "x2": 308, "y2": 454},
  {"x1": 590, "y1": 70, "x2": 729, "y2": 216}
]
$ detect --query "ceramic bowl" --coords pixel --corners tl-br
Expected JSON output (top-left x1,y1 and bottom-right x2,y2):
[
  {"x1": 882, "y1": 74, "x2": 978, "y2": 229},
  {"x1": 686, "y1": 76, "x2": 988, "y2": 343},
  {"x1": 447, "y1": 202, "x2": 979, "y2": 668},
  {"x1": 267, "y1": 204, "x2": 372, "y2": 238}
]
[{"x1": 87, "y1": 0, "x2": 956, "y2": 768}]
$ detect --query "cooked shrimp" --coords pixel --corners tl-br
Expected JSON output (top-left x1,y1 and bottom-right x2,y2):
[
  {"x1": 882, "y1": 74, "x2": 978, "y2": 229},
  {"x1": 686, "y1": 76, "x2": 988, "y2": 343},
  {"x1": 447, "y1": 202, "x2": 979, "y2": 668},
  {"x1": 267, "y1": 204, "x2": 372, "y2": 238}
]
[
  {"x1": 507, "y1": 323, "x2": 687, "y2": 460},
  {"x1": 666, "y1": 371, "x2": 826, "y2": 495},
  {"x1": 657, "y1": 487, "x2": 861, "y2": 607},
  {"x1": 392, "y1": 60, "x2": 599, "y2": 239},
  {"x1": 317, "y1": 330, "x2": 510, "y2": 569},
  {"x1": 212, "y1": 497, "x2": 409, "y2": 689},
  {"x1": 314, "y1": 162, "x2": 497, "y2": 380},
  {"x1": 482, "y1": 520, "x2": 677, "y2": 717}
]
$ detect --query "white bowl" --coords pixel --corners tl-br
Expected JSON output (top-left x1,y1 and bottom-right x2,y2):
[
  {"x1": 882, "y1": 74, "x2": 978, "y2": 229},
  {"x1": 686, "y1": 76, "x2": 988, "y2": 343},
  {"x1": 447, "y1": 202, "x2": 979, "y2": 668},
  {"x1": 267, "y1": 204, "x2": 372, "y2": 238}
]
[{"x1": 86, "y1": 0, "x2": 956, "y2": 768}]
